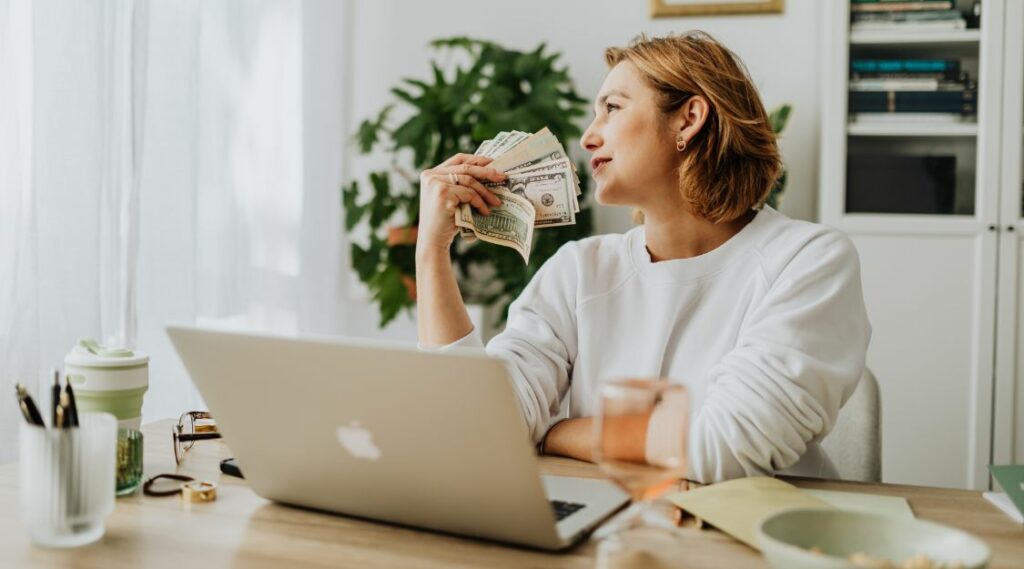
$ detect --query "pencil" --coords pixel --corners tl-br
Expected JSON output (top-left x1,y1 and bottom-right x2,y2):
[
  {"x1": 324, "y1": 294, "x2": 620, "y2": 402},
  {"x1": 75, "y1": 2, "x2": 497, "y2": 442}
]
[
  {"x1": 64, "y1": 381, "x2": 79, "y2": 428},
  {"x1": 51, "y1": 370, "x2": 61, "y2": 427},
  {"x1": 15, "y1": 383, "x2": 46, "y2": 427}
]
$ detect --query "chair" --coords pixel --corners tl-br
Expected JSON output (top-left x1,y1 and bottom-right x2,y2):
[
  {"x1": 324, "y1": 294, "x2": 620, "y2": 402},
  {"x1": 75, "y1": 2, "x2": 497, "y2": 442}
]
[{"x1": 821, "y1": 368, "x2": 882, "y2": 482}]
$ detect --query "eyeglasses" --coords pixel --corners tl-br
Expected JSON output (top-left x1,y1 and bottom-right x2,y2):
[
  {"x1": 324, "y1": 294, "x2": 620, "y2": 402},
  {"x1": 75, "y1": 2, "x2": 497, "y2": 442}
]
[{"x1": 172, "y1": 411, "x2": 222, "y2": 465}]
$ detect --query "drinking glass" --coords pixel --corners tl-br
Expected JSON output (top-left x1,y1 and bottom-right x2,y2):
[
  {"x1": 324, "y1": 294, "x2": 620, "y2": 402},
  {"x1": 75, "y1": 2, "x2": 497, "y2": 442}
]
[
  {"x1": 593, "y1": 379, "x2": 689, "y2": 563},
  {"x1": 20, "y1": 413, "x2": 117, "y2": 547}
]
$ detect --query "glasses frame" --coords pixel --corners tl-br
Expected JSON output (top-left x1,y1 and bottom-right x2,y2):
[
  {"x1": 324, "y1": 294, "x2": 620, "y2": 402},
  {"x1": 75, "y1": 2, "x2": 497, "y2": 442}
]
[{"x1": 172, "y1": 411, "x2": 222, "y2": 465}]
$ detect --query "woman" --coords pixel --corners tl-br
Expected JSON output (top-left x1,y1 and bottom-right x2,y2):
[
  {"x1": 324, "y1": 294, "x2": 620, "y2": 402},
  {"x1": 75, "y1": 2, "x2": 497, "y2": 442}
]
[{"x1": 414, "y1": 31, "x2": 871, "y2": 483}]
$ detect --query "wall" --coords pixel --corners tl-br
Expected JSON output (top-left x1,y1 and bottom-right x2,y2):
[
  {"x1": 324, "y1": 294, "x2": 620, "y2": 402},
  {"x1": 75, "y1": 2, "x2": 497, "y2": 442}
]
[{"x1": 341, "y1": 0, "x2": 825, "y2": 340}]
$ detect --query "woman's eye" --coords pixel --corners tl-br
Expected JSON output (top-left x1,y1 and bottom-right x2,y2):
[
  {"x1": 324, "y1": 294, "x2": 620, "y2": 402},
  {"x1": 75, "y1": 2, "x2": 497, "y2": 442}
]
[{"x1": 605, "y1": 102, "x2": 619, "y2": 114}]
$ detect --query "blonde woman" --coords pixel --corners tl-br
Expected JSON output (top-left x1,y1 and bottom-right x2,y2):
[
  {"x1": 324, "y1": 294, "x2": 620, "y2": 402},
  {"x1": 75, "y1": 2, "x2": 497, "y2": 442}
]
[{"x1": 414, "y1": 31, "x2": 871, "y2": 483}]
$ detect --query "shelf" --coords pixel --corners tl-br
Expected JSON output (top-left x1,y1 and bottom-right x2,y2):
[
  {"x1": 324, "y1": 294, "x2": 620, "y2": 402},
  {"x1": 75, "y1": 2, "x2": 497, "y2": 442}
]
[
  {"x1": 847, "y1": 122, "x2": 978, "y2": 137},
  {"x1": 850, "y1": 29, "x2": 981, "y2": 46}
]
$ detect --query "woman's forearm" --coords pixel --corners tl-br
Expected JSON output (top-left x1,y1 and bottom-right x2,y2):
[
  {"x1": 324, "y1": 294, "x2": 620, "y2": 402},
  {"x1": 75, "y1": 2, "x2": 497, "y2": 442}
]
[
  {"x1": 415, "y1": 246, "x2": 474, "y2": 346},
  {"x1": 542, "y1": 414, "x2": 651, "y2": 464},
  {"x1": 543, "y1": 418, "x2": 596, "y2": 462}
]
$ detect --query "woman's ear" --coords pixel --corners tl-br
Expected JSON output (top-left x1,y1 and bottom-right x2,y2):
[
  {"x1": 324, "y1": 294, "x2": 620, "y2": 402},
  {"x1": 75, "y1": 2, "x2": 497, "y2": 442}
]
[{"x1": 674, "y1": 95, "x2": 710, "y2": 148}]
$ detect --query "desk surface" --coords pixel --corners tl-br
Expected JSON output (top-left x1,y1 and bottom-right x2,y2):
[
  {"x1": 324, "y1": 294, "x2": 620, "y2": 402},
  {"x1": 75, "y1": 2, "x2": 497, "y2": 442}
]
[{"x1": 1, "y1": 419, "x2": 1021, "y2": 568}]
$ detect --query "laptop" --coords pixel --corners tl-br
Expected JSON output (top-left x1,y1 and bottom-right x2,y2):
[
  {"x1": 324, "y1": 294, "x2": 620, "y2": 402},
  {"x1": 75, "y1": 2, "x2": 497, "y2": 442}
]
[{"x1": 166, "y1": 325, "x2": 629, "y2": 550}]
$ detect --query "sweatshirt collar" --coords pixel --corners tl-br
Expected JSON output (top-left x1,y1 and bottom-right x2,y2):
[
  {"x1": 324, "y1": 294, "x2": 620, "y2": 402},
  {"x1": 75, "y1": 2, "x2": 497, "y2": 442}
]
[{"x1": 628, "y1": 206, "x2": 774, "y2": 281}]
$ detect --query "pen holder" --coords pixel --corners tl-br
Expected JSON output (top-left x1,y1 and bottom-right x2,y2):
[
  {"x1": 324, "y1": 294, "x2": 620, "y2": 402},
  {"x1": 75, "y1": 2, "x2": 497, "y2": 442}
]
[{"x1": 19, "y1": 413, "x2": 117, "y2": 548}]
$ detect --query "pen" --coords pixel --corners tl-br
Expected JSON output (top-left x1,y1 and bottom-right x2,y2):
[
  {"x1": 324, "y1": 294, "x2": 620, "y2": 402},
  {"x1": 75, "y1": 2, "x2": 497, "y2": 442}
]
[
  {"x1": 64, "y1": 379, "x2": 79, "y2": 428},
  {"x1": 15, "y1": 383, "x2": 46, "y2": 427},
  {"x1": 51, "y1": 369, "x2": 61, "y2": 427},
  {"x1": 58, "y1": 391, "x2": 73, "y2": 430},
  {"x1": 55, "y1": 403, "x2": 65, "y2": 430}
]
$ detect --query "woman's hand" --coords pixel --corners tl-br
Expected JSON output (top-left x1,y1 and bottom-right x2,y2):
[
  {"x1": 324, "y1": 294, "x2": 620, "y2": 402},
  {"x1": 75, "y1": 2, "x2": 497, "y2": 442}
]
[{"x1": 417, "y1": 153, "x2": 506, "y2": 255}]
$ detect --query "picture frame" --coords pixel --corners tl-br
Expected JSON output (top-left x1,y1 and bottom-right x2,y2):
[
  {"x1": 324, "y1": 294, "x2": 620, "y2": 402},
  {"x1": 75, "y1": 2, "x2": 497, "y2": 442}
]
[{"x1": 650, "y1": 0, "x2": 783, "y2": 18}]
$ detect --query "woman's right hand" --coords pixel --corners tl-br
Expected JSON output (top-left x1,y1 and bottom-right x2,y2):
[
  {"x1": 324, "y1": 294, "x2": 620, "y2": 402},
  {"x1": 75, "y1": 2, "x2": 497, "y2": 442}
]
[{"x1": 417, "y1": 153, "x2": 506, "y2": 256}]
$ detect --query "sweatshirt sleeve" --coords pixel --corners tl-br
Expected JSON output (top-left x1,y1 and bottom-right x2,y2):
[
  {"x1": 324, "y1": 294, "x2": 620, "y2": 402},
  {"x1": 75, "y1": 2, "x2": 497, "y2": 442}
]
[
  {"x1": 482, "y1": 244, "x2": 580, "y2": 442},
  {"x1": 684, "y1": 230, "x2": 872, "y2": 483}
]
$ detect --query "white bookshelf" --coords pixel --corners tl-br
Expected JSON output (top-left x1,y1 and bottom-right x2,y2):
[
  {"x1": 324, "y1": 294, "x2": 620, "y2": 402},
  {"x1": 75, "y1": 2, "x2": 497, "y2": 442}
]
[{"x1": 820, "y1": 0, "x2": 1011, "y2": 491}]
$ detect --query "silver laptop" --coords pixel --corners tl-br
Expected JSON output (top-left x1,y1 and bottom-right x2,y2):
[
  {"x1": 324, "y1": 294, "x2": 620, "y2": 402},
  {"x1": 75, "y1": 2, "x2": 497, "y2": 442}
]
[{"x1": 166, "y1": 325, "x2": 628, "y2": 550}]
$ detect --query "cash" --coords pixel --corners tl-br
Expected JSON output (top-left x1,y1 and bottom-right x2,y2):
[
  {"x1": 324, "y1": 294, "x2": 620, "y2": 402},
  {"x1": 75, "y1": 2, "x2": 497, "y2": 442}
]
[{"x1": 454, "y1": 128, "x2": 582, "y2": 263}]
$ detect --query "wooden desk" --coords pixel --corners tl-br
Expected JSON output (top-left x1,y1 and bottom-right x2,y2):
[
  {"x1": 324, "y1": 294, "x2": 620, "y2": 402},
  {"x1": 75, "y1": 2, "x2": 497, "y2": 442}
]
[{"x1": 1, "y1": 420, "x2": 1021, "y2": 568}]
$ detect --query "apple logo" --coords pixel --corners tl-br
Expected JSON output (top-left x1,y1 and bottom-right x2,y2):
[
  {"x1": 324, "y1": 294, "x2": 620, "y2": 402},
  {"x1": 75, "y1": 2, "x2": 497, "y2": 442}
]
[{"x1": 336, "y1": 420, "x2": 381, "y2": 460}]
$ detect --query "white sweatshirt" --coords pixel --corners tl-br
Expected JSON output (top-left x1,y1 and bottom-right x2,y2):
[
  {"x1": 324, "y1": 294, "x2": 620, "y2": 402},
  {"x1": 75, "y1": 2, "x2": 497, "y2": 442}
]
[{"x1": 436, "y1": 206, "x2": 872, "y2": 483}]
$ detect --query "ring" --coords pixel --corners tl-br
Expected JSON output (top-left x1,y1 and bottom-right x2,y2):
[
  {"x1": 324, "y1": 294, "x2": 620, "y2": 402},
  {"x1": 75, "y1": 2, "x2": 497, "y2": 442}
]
[
  {"x1": 181, "y1": 480, "x2": 218, "y2": 503},
  {"x1": 449, "y1": 172, "x2": 459, "y2": 185}
]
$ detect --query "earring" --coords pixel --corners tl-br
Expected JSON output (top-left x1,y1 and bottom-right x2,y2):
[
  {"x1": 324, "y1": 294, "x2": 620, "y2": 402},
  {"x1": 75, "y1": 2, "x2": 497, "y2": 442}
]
[{"x1": 675, "y1": 133, "x2": 687, "y2": 152}]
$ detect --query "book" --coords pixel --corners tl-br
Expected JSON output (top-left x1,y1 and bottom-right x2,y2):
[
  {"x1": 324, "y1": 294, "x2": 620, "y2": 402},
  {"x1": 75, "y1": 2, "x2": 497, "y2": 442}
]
[
  {"x1": 850, "y1": 112, "x2": 973, "y2": 124},
  {"x1": 852, "y1": 8, "x2": 963, "y2": 22},
  {"x1": 983, "y1": 492, "x2": 1024, "y2": 524},
  {"x1": 849, "y1": 90, "x2": 977, "y2": 114},
  {"x1": 851, "y1": 58, "x2": 960, "y2": 74},
  {"x1": 851, "y1": 18, "x2": 967, "y2": 31},
  {"x1": 850, "y1": 78, "x2": 965, "y2": 91},
  {"x1": 851, "y1": 1, "x2": 954, "y2": 12},
  {"x1": 989, "y1": 465, "x2": 1024, "y2": 523}
]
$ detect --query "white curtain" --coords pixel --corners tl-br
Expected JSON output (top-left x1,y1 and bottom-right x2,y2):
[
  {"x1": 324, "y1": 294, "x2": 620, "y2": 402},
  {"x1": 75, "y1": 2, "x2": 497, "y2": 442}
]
[{"x1": 0, "y1": 0, "x2": 349, "y2": 460}]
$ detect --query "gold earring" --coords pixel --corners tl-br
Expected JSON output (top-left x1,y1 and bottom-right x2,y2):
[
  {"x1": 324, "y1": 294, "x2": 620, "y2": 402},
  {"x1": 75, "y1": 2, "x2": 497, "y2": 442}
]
[{"x1": 676, "y1": 133, "x2": 687, "y2": 152}]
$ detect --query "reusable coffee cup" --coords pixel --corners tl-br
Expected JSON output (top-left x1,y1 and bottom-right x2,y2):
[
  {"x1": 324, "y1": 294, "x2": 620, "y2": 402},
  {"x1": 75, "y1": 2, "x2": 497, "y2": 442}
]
[{"x1": 64, "y1": 339, "x2": 149, "y2": 430}]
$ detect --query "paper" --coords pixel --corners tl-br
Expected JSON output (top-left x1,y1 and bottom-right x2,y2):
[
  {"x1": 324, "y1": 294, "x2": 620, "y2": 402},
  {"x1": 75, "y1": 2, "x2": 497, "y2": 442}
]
[
  {"x1": 989, "y1": 464, "x2": 1024, "y2": 521},
  {"x1": 664, "y1": 477, "x2": 832, "y2": 550},
  {"x1": 984, "y1": 492, "x2": 1024, "y2": 524},
  {"x1": 804, "y1": 489, "x2": 915, "y2": 520}
]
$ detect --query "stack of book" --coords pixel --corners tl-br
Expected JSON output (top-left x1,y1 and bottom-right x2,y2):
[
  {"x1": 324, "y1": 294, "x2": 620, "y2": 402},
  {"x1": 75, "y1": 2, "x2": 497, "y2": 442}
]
[
  {"x1": 850, "y1": 0, "x2": 967, "y2": 32},
  {"x1": 849, "y1": 58, "x2": 977, "y2": 123}
]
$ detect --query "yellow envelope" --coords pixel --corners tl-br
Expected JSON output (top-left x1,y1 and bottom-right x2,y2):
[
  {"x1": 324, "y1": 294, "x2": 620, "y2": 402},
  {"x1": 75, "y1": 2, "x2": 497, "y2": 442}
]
[{"x1": 664, "y1": 477, "x2": 832, "y2": 550}]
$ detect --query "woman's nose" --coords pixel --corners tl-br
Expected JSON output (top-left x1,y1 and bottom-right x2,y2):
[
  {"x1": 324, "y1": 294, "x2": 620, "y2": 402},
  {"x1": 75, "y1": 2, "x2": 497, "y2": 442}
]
[{"x1": 580, "y1": 121, "x2": 601, "y2": 153}]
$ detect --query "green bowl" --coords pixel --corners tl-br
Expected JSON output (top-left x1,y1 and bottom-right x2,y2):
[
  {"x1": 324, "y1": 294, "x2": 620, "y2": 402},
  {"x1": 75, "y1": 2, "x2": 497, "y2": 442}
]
[{"x1": 756, "y1": 507, "x2": 990, "y2": 569}]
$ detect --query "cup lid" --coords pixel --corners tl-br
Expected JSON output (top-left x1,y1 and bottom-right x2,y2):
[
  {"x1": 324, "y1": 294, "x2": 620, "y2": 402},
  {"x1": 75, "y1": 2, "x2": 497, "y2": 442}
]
[{"x1": 65, "y1": 339, "x2": 149, "y2": 368}]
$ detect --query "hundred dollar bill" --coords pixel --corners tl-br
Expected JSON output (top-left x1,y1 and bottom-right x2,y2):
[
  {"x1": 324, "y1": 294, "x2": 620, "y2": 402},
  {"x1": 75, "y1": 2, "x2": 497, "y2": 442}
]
[
  {"x1": 454, "y1": 186, "x2": 535, "y2": 263},
  {"x1": 505, "y1": 162, "x2": 578, "y2": 222},
  {"x1": 508, "y1": 157, "x2": 580, "y2": 214}
]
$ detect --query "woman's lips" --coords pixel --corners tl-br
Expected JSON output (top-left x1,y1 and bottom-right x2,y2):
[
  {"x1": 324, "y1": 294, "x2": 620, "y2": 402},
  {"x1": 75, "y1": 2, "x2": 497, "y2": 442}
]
[{"x1": 591, "y1": 157, "x2": 611, "y2": 173}]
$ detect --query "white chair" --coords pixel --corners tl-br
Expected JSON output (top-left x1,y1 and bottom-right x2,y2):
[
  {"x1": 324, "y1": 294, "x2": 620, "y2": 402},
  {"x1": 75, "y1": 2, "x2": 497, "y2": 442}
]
[{"x1": 821, "y1": 368, "x2": 882, "y2": 482}]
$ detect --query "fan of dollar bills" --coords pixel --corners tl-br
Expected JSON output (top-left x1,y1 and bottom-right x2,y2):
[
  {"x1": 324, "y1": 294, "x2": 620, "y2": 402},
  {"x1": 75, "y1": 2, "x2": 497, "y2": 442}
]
[{"x1": 456, "y1": 127, "x2": 582, "y2": 263}]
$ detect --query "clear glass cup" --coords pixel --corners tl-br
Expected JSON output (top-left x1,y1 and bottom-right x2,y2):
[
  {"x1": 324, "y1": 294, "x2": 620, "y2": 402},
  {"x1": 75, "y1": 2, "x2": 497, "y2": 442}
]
[
  {"x1": 593, "y1": 380, "x2": 689, "y2": 564},
  {"x1": 19, "y1": 412, "x2": 117, "y2": 547},
  {"x1": 116, "y1": 428, "x2": 144, "y2": 495}
]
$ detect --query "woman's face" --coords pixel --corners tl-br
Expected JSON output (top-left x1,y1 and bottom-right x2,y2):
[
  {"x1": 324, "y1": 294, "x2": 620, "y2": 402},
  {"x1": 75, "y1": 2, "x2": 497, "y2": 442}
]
[{"x1": 580, "y1": 61, "x2": 682, "y2": 209}]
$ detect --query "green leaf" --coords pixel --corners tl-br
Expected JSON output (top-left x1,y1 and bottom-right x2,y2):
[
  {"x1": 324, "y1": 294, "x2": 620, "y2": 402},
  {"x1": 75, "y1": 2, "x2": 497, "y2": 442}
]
[
  {"x1": 355, "y1": 105, "x2": 393, "y2": 154},
  {"x1": 351, "y1": 242, "x2": 379, "y2": 283},
  {"x1": 342, "y1": 180, "x2": 367, "y2": 231},
  {"x1": 770, "y1": 104, "x2": 793, "y2": 134},
  {"x1": 370, "y1": 265, "x2": 413, "y2": 327},
  {"x1": 367, "y1": 172, "x2": 398, "y2": 227}
]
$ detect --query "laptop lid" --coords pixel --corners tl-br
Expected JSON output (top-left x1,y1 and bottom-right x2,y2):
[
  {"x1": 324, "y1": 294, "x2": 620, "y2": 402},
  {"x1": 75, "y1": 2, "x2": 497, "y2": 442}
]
[{"x1": 166, "y1": 325, "x2": 566, "y2": 549}]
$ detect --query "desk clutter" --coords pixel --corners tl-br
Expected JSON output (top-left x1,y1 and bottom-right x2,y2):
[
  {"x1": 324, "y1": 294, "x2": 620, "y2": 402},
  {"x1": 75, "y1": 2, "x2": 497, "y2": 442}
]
[
  {"x1": 12, "y1": 340, "x2": 222, "y2": 549},
  {"x1": 665, "y1": 477, "x2": 989, "y2": 569}
]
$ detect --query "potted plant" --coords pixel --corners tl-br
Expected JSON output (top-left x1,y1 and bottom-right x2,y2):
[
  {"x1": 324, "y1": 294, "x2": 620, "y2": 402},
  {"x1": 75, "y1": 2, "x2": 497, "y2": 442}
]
[{"x1": 343, "y1": 37, "x2": 592, "y2": 328}]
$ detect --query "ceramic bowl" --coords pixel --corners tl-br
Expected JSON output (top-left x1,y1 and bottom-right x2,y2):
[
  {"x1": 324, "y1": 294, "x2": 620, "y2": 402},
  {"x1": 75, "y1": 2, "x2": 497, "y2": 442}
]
[{"x1": 756, "y1": 507, "x2": 990, "y2": 569}]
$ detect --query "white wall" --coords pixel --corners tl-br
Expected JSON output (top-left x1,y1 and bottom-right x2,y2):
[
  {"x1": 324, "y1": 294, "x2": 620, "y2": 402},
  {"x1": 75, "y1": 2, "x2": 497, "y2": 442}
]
[{"x1": 342, "y1": 0, "x2": 825, "y2": 339}]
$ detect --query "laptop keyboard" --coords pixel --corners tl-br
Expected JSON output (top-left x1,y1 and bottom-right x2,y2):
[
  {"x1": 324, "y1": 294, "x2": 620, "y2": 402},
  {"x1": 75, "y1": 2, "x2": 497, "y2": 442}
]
[{"x1": 550, "y1": 499, "x2": 586, "y2": 521}]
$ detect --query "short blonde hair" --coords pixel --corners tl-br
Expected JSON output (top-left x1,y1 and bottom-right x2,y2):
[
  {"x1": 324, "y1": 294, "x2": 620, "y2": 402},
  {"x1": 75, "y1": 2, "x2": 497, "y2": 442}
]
[{"x1": 606, "y1": 32, "x2": 782, "y2": 223}]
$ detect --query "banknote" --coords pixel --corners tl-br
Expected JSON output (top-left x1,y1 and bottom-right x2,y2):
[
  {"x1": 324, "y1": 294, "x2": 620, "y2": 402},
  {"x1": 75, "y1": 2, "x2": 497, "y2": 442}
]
[
  {"x1": 454, "y1": 186, "x2": 535, "y2": 263},
  {"x1": 457, "y1": 128, "x2": 582, "y2": 260},
  {"x1": 508, "y1": 157, "x2": 580, "y2": 213}
]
